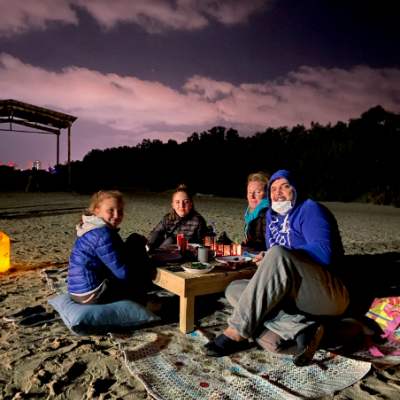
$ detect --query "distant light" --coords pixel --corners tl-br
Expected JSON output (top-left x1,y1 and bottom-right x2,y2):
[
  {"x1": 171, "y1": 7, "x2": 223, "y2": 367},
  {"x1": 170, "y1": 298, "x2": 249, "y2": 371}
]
[{"x1": 32, "y1": 160, "x2": 41, "y2": 170}]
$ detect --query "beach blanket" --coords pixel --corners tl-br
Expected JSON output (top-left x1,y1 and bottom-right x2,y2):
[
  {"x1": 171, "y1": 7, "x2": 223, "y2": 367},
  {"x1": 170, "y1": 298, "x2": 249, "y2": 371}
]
[
  {"x1": 41, "y1": 267, "x2": 400, "y2": 399},
  {"x1": 111, "y1": 304, "x2": 371, "y2": 400}
]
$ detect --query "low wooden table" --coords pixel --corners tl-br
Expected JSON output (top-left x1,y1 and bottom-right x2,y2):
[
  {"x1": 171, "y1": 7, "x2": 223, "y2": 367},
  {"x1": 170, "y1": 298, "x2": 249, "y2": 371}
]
[{"x1": 152, "y1": 264, "x2": 256, "y2": 333}]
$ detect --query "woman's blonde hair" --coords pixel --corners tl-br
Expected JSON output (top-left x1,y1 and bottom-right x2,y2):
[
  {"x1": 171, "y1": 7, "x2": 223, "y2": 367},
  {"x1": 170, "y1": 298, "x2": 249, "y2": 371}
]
[
  {"x1": 247, "y1": 171, "x2": 269, "y2": 186},
  {"x1": 88, "y1": 190, "x2": 124, "y2": 214}
]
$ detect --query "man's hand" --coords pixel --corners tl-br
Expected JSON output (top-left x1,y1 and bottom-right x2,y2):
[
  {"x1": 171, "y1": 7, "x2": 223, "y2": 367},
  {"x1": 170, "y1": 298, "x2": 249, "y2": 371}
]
[{"x1": 253, "y1": 251, "x2": 265, "y2": 267}]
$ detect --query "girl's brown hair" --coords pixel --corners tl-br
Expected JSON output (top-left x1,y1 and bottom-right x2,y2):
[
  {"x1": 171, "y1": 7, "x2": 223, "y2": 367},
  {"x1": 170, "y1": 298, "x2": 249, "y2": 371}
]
[
  {"x1": 172, "y1": 184, "x2": 193, "y2": 201},
  {"x1": 88, "y1": 190, "x2": 124, "y2": 214}
]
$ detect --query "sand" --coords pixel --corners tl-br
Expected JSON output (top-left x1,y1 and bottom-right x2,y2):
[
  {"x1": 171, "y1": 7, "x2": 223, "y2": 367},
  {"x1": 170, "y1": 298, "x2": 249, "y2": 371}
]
[{"x1": 1, "y1": 191, "x2": 400, "y2": 399}]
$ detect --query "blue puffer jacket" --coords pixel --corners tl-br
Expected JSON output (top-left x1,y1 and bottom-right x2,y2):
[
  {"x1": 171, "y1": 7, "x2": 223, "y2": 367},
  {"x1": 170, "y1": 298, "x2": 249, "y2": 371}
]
[{"x1": 68, "y1": 215, "x2": 130, "y2": 294}]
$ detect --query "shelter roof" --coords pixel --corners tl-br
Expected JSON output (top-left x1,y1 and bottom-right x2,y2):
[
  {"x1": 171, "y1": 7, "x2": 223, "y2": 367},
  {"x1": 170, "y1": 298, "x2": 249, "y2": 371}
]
[{"x1": 0, "y1": 99, "x2": 77, "y2": 133}]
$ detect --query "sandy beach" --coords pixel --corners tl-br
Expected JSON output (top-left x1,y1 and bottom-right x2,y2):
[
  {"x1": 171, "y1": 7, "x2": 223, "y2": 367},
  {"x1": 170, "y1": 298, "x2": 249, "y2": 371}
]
[{"x1": 1, "y1": 191, "x2": 400, "y2": 399}]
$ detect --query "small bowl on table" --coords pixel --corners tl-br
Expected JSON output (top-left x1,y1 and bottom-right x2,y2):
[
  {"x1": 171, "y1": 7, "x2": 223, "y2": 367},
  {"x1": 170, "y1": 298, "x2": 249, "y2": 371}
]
[{"x1": 182, "y1": 262, "x2": 214, "y2": 275}]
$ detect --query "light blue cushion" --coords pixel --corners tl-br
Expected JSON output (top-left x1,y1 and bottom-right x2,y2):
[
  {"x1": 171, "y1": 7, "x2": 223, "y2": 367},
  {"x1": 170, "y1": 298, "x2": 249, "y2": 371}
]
[{"x1": 48, "y1": 293, "x2": 160, "y2": 335}]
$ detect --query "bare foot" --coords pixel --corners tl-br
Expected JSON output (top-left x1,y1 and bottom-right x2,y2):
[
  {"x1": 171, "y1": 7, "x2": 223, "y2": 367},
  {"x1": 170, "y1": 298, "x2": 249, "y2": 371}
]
[{"x1": 223, "y1": 326, "x2": 245, "y2": 342}]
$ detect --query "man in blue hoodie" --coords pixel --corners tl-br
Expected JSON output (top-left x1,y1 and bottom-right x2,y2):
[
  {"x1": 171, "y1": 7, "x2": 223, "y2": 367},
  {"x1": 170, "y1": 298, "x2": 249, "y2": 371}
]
[{"x1": 206, "y1": 169, "x2": 349, "y2": 365}]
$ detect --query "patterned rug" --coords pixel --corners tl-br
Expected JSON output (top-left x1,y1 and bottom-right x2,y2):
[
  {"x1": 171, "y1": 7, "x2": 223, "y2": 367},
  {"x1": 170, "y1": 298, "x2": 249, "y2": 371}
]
[
  {"x1": 43, "y1": 267, "x2": 400, "y2": 399},
  {"x1": 111, "y1": 303, "x2": 372, "y2": 400}
]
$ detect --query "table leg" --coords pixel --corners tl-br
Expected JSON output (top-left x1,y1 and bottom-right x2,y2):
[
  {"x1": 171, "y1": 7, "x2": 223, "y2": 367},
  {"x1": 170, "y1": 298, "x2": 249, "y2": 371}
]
[{"x1": 179, "y1": 295, "x2": 195, "y2": 334}]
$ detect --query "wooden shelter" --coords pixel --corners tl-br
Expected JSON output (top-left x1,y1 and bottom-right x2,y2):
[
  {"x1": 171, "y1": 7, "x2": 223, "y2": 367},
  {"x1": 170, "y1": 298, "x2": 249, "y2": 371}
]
[{"x1": 0, "y1": 99, "x2": 77, "y2": 181}]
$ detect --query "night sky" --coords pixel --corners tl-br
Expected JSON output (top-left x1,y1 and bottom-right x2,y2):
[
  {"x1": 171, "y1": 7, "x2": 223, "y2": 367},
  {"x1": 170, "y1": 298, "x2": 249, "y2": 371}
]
[{"x1": 1, "y1": 0, "x2": 399, "y2": 169}]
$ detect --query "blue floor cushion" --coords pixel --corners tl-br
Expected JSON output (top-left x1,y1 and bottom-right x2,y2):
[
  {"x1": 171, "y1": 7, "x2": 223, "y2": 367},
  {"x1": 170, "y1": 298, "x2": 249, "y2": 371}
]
[{"x1": 49, "y1": 293, "x2": 160, "y2": 335}]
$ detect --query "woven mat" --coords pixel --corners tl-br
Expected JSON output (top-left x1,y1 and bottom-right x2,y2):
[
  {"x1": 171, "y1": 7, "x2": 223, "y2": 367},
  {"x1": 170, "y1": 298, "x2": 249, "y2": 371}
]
[
  {"x1": 112, "y1": 304, "x2": 371, "y2": 400},
  {"x1": 42, "y1": 267, "x2": 400, "y2": 398}
]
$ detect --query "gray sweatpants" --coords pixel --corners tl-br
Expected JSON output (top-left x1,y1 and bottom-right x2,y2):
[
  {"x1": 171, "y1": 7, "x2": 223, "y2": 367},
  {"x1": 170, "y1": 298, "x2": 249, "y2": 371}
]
[{"x1": 226, "y1": 246, "x2": 349, "y2": 339}]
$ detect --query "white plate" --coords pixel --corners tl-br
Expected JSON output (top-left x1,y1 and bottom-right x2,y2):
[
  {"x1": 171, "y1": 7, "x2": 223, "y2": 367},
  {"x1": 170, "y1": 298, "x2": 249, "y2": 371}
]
[
  {"x1": 215, "y1": 256, "x2": 252, "y2": 264},
  {"x1": 188, "y1": 243, "x2": 202, "y2": 248},
  {"x1": 182, "y1": 263, "x2": 214, "y2": 275}
]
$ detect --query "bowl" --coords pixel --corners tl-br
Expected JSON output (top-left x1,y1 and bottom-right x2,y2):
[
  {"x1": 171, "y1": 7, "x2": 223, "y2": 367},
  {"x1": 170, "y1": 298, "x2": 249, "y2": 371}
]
[
  {"x1": 182, "y1": 262, "x2": 214, "y2": 275},
  {"x1": 215, "y1": 256, "x2": 252, "y2": 264}
]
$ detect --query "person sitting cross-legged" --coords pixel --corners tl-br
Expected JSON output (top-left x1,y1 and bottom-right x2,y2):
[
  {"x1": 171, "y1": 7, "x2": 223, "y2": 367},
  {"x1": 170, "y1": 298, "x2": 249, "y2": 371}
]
[{"x1": 205, "y1": 169, "x2": 349, "y2": 366}]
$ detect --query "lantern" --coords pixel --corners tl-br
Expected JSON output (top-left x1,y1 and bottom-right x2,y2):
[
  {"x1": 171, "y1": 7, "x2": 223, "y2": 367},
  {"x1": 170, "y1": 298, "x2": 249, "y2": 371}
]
[
  {"x1": 216, "y1": 243, "x2": 224, "y2": 257},
  {"x1": 230, "y1": 243, "x2": 242, "y2": 256},
  {"x1": 223, "y1": 244, "x2": 231, "y2": 256},
  {"x1": 209, "y1": 238, "x2": 216, "y2": 252},
  {"x1": 204, "y1": 234, "x2": 216, "y2": 252},
  {"x1": 0, "y1": 231, "x2": 11, "y2": 273}
]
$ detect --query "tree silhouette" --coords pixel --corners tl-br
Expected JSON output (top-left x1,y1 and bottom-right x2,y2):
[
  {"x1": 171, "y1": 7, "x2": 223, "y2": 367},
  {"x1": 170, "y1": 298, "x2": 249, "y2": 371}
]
[{"x1": 1, "y1": 105, "x2": 398, "y2": 206}]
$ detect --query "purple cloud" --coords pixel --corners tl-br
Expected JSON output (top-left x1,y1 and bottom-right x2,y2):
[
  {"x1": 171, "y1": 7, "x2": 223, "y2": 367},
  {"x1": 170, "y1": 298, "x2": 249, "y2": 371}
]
[
  {"x1": 0, "y1": 0, "x2": 269, "y2": 36},
  {"x1": 1, "y1": 53, "x2": 399, "y2": 166},
  {"x1": 0, "y1": 0, "x2": 77, "y2": 37}
]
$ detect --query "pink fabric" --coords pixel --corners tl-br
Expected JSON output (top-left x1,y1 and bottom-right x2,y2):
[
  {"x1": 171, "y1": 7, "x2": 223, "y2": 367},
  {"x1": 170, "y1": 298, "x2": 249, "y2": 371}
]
[{"x1": 367, "y1": 297, "x2": 400, "y2": 357}]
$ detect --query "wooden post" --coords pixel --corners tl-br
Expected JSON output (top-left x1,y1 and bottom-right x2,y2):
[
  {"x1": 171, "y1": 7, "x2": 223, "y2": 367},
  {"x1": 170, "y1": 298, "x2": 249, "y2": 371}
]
[
  {"x1": 56, "y1": 131, "x2": 60, "y2": 165},
  {"x1": 67, "y1": 124, "x2": 71, "y2": 188}
]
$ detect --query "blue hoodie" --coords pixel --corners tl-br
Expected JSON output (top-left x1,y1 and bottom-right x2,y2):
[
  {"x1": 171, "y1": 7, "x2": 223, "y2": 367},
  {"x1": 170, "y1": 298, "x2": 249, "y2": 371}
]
[{"x1": 266, "y1": 170, "x2": 344, "y2": 266}]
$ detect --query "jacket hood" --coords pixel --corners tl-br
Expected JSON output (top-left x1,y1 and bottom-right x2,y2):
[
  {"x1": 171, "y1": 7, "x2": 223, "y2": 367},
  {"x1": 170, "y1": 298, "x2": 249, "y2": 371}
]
[
  {"x1": 267, "y1": 169, "x2": 298, "y2": 206},
  {"x1": 76, "y1": 214, "x2": 107, "y2": 237}
]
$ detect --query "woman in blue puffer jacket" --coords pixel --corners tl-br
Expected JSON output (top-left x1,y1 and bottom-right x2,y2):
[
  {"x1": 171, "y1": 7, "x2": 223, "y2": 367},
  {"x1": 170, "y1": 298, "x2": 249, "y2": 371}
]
[{"x1": 68, "y1": 190, "x2": 152, "y2": 304}]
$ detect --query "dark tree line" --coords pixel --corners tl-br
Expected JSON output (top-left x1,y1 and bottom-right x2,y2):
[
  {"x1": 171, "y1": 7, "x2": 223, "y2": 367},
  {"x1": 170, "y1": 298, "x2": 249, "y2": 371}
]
[{"x1": 2, "y1": 105, "x2": 399, "y2": 206}]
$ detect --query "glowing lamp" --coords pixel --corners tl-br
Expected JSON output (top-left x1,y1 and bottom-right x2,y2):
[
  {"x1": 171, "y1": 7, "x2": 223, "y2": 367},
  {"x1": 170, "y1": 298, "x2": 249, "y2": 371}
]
[
  {"x1": 223, "y1": 244, "x2": 231, "y2": 256},
  {"x1": 216, "y1": 243, "x2": 224, "y2": 257},
  {"x1": 204, "y1": 235, "x2": 216, "y2": 252},
  {"x1": 230, "y1": 243, "x2": 242, "y2": 256},
  {"x1": 0, "y1": 231, "x2": 11, "y2": 273}
]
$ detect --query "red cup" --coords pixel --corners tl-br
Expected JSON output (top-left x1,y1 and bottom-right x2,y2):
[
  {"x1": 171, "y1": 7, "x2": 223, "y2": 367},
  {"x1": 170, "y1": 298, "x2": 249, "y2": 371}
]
[{"x1": 177, "y1": 233, "x2": 186, "y2": 250}]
